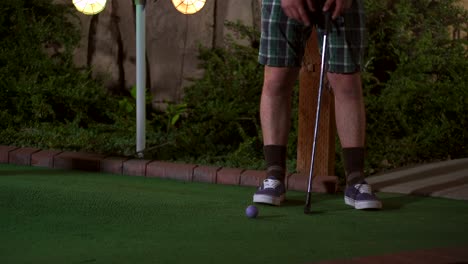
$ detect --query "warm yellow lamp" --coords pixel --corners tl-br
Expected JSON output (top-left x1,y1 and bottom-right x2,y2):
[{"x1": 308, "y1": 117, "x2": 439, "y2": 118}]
[
  {"x1": 73, "y1": 0, "x2": 107, "y2": 15},
  {"x1": 172, "y1": 0, "x2": 206, "y2": 15}
]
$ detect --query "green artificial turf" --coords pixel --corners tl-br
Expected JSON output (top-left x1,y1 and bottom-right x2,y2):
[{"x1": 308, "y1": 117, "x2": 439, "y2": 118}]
[{"x1": 1, "y1": 164, "x2": 467, "y2": 264}]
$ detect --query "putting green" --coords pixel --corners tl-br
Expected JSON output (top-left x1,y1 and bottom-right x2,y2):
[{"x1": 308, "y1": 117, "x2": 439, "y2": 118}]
[{"x1": 1, "y1": 164, "x2": 467, "y2": 264}]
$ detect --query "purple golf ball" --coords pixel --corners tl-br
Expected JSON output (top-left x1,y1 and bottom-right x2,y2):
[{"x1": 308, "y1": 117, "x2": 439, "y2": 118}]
[{"x1": 245, "y1": 205, "x2": 258, "y2": 218}]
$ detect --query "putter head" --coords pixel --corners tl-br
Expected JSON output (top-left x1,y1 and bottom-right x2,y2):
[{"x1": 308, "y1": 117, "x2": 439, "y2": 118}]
[{"x1": 304, "y1": 191, "x2": 313, "y2": 214}]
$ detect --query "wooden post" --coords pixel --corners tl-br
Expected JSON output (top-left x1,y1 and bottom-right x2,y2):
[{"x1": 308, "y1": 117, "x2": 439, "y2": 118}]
[{"x1": 296, "y1": 28, "x2": 337, "y2": 192}]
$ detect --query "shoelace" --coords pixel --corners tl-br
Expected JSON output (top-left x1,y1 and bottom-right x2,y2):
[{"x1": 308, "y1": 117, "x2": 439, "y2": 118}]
[
  {"x1": 262, "y1": 179, "x2": 281, "y2": 189},
  {"x1": 354, "y1": 183, "x2": 373, "y2": 194}
]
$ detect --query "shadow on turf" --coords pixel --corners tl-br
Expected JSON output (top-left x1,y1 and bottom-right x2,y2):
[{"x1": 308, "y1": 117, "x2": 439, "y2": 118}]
[
  {"x1": 378, "y1": 194, "x2": 425, "y2": 210},
  {"x1": 280, "y1": 194, "x2": 340, "y2": 215},
  {"x1": 255, "y1": 214, "x2": 288, "y2": 220},
  {"x1": 282, "y1": 193, "x2": 343, "y2": 207},
  {"x1": 0, "y1": 166, "x2": 90, "y2": 177},
  {"x1": 0, "y1": 169, "x2": 71, "y2": 176},
  {"x1": 281, "y1": 192, "x2": 425, "y2": 212}
]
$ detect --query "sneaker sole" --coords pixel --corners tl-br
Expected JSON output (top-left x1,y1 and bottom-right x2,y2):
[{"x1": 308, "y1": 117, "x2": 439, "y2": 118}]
[
  {"x1": 253, "y1": 194, "x2": 285, "y2": 206},
  {"x1": 345, "y1": 197, "x2": 382, "y2": 210}
]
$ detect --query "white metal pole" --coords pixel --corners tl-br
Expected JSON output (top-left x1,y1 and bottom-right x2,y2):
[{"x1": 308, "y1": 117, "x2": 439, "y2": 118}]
[{"x1": 135, "y1": 0, "x2": 146, "y2": 158}]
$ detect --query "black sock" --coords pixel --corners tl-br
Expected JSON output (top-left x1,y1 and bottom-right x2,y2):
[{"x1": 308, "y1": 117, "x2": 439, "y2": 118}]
[
  {"x1": 263, "y1": 145, "x2": 286, "y2": 182},
  {"x1": 342, "y1": 147, "x2": 365, "y2": 186}
]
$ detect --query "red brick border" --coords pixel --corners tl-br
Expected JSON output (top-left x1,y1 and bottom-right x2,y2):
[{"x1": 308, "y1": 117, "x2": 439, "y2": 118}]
[
  {"x1": 31, "y1": 149, "x2": 63, "y2": 168},
  {"x1": 122, "y1": 159, "x2": 151, "y2": 177},
  {"x1": 1, "y1": 146, "x2": 340, "y2": 193},
  {"x1": 146, "y1": 161, "x2": 197, "y2": 182},
  {"x1": 240, "y1": 170, "x2": 267, "y2": 187},
  {"x1": 193, "y1": 165, "x2": 222, "y2": 184},
  {"x1": 9, "y1": 147, "x2": 41, "y2": 165},
  {"x1": 101, "y1": 156, "x2": 129, "y2": 175},
  {"x1": 217, "y1": 168, "x2": 244, "y2": 185},
  {"x1": 0, "y1": 146, "x2": 20, "y2": 163},
  {"x1": 288, "y1": 174, "x2": 338, "y2": 193},
  {"x1": 54, "y1": 152, "x2": 107, "y2": 171}
]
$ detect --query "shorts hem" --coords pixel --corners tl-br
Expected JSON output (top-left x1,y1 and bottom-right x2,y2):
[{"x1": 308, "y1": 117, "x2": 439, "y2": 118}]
[{"x1": 258, "y1": 57, "x2": 302, "y2": 68}]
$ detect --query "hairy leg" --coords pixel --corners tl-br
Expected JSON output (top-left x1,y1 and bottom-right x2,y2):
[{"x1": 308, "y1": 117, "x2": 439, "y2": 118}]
[
  {"x1": 328, "y1": 72, "x2": 366, "y2": 185},
  {"x1": 327, "y1": 72, "x2": 365, "y2": 148},
  {"x1": 260, "y1": 66, "x2": 300, "y2": 146}
]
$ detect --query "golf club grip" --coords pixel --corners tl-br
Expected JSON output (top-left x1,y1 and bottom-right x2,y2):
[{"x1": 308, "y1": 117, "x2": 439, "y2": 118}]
[{"x1": 324, "y1": 11, "x2": 332, "y2": 35}]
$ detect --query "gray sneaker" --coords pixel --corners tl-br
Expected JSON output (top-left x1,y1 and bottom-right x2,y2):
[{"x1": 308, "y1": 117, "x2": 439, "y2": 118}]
[
  {"x1": 253, "y1": 176, "x2": 286, "y2": 206},
  {"x1": 344, "y1": 181, "x2": 382, "y2": 210}
]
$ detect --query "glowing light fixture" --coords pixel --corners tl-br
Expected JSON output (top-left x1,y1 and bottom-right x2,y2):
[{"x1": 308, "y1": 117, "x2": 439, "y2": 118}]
[
  {"x1": 73, "y1": 0, "x2": 107, "y2": 15},
  {"x1": 70, "y1": 0, "x2": 205, "y2": 157},
  {"x1": 172, "y1": 0, "x2": 206, "y2": 15}
]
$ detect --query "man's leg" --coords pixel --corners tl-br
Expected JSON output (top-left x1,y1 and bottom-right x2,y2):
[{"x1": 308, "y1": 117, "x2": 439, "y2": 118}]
[
  {"x1": 328, "y1": 73, "x2": 365, "y2": 148},
  {"x1": 254, "y1": 0, "x2": 312, "y2": 206},
  {"x1": 253, "y1": 66, "x2": 299, "y2": 206},
  {"x1": 328, "y1": 72, "x2": 366, "y2": 185},
  {"x1": 328, "y1": 72, "x2": 381, "y2": 209}
]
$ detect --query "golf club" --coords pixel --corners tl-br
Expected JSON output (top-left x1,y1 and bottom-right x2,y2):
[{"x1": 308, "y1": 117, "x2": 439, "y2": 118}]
[{"x1": 304, "y1": 10, "x2": 332, "y2": 214}]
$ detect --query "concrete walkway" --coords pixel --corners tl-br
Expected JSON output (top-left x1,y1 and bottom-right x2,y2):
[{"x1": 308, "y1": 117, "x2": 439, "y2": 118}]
[{"x1": 367, "y1": 158, "x2": 468, "y2": 201}]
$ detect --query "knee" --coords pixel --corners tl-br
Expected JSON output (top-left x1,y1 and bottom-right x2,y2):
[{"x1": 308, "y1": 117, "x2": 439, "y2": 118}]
[
  {"x1": 327, "y1": 72, "x2": 363, "y2": 99},
  {"x1": 262, "y1": 67, "x2": 299, "y2": 96},
  {"x1": 262, "y1": 79, "x2": 290, "y2": 97}
]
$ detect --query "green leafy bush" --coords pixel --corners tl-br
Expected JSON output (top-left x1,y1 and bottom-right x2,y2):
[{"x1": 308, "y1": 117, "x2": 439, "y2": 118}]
[
  {"x1": 144, "y1": 21, "x2": 273, "y2": 169},
  {"x1": 0, "y1": 0, "x2": 142, "y2": 155},
  {"x1": 144, "y1": 21, "x2": 302, "y2": 171},
  {"x1": 363, "y1": 0, "x2": 468, "y2": 172}
]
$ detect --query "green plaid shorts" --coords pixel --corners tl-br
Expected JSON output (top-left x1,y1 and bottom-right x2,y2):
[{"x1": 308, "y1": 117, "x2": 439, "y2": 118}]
[{"x1": 258, "y1": 0, "x2": 367, "y2": 73}]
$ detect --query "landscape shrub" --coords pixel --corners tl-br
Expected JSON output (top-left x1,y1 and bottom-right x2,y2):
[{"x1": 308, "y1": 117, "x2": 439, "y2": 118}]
[
  {"x1": 0, "y1": 0, "x2": 141, "y2": 155},
  {"x1": 362, "y1": 0, "x2": 468, "y2": 173}
]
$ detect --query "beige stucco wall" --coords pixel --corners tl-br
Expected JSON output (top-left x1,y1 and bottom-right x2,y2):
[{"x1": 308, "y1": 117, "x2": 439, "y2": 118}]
[{"x1": 66, "y1": 0, "x2": 260, "y2": 109}]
